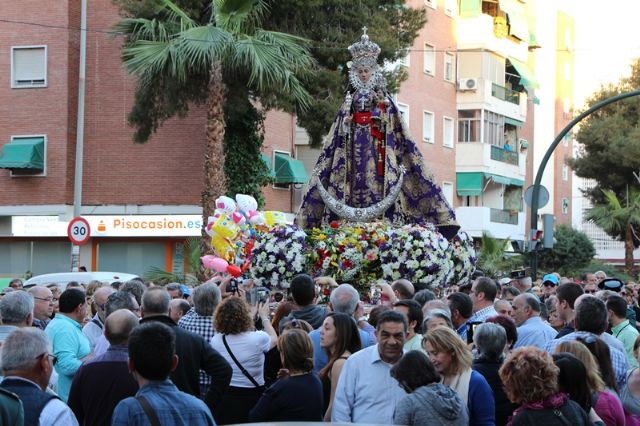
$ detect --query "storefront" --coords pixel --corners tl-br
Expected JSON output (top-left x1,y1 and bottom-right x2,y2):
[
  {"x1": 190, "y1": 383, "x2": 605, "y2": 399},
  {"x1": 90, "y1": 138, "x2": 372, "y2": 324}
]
[{"x1": 3, "y1": 215, "x2": 202, "y2": 278}]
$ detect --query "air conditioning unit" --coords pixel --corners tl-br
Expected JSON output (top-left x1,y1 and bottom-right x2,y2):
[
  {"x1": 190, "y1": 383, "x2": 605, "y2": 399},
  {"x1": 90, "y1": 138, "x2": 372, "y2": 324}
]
[{"x1": 457, "y1": 77, "x2": 478, "y2": 91}]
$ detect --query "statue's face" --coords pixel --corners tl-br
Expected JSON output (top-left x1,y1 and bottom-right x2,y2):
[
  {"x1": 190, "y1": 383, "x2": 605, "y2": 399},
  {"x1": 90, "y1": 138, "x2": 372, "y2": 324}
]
[{"x1": 357, "y1": 67, "x2": 372, "y2": 83}]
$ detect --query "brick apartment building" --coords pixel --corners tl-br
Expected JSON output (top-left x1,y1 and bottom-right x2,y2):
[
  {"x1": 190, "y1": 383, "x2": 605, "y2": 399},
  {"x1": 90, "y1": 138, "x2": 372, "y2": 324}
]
[{"x1": 0, "y1": 0, "x2": 300, "y2": 277}]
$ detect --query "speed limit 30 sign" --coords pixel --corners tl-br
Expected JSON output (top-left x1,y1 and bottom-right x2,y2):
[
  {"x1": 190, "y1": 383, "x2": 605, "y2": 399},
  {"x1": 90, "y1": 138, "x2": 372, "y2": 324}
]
[{"x1": 68, "y1": 217, "x2": 91, "y2": 245}]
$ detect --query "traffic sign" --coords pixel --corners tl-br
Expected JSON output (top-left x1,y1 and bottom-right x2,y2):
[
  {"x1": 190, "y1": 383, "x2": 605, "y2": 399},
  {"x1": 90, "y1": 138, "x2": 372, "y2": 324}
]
[
  {"x1": 67, "y1": 217, "x2": 91, "y2": 245},
  {"x1": 524, "y1": 184, "x2": 550, "y2": 209}
]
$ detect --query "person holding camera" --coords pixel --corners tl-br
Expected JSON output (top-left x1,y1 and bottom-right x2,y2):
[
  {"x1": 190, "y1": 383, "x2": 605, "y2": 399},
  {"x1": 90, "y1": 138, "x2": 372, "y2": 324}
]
[{"x1": 210, "y1": 297, "x2": 277, "y2": 425}]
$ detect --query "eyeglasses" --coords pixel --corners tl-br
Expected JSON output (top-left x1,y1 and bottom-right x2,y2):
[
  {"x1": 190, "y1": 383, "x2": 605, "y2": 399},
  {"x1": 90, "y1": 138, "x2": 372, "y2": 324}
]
[
  {"x1": 584, "y1": 290, "x2": 597, "y2": 294},
  {"x1": 543, "y1": 282, "x2": 555, "y2": 287},
  {"x1": 36, "y1": 352, "x2": 57, "y2": 366},
  {"x1": 33, "y1": 296, "x2": 54, "y2": 303}
]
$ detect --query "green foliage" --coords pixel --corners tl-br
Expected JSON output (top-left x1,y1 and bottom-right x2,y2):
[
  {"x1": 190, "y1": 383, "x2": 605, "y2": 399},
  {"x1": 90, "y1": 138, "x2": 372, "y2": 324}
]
[
  {"x1": 585, "y1": 188, "x2": 640, "y2": 247},
  {"x1": 263, "y1": 0, "x2": 427, "y2": 146},
  {"x1": 585, "y1": 187, "x2": 640, "y2": 274},
  {"x1": 223, "y1": 84, "x2": 272, "y2": 208},
  {"x1": 143, "y1": 237, "x2": 201, "y2": 284},
  {"x1": 476, "y1": 233, "x2": 521, "y2": 278},
  {"x1": 569, "y1": 58, "x2": 640, "y2": 224},
  {"x1": 143, "y1": 266, "x2": 199, "y2": 285},
  {"x1": 114, "y1": 0, "x2": 427, "y2": 147},
  {"x1": 537, "y1": 224, "x2": 595, "y2": 277}
]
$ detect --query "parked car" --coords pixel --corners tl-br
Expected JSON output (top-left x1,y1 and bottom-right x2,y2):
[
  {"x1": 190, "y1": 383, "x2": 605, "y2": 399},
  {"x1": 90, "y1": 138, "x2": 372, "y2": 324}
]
[{"x1": 24, "y1": 271, "x2": 140, "y2": 290}]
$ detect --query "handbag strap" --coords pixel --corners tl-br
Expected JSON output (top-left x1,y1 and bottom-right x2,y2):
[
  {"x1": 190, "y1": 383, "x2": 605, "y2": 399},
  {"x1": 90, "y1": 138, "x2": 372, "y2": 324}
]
[
  {"x1": 222, "y1": 334, "x2": 261, "y2": 388},
  {"x1": 136, "y1": 395, "x2": 161, "y2": 426}
]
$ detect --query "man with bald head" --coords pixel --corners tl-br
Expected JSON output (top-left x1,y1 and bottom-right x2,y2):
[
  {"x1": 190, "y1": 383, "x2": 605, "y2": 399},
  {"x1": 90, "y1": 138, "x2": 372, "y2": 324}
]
[
  {"x1": 391, "y1": 279, "x2": 415, "y2": 301},
  {"x1": 28, "y1": 286, "x2": 54, "y2": 330},
  {"x1": 82, "y1": 286, "x2": 115, "y2": 350},
  {"x1": 68, "y1": 309, "x2": 139, "y2": 426},
  {"x1": 511, "y1": 293, "x2": 556, "y2": 349}
]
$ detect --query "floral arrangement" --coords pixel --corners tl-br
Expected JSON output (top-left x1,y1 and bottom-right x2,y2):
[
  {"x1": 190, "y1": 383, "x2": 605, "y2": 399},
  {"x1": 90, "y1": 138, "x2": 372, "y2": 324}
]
[
  {"x1": 306, "y1": 222, "x2": 387, "y2": 293},
  {"x1": 447, "y1": 231, "x2": 477, "y2": 286},
  {"x1": 249, "y1": 224, "x2": 307, "y2": 289},
  {"x1": 378, "y1": 224, "x2": 454, "y2": 288}
]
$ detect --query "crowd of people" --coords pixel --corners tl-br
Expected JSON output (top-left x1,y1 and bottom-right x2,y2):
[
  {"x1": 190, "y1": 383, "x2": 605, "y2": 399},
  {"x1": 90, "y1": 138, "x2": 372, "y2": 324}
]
[{"x1": 0, "y1": 269, "x2": 640, "y2": 425}]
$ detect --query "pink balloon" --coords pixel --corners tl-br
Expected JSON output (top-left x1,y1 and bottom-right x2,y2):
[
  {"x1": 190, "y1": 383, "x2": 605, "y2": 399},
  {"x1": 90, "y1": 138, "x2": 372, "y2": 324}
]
[{"x1": 201, "y1": 255, "x2": 228, "y2": 272}]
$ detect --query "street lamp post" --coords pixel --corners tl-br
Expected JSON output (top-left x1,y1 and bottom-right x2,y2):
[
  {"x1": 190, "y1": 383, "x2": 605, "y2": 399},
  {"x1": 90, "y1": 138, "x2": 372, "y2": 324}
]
[{"x1": 529, "y1": 89, "x2": 640, "y2": 279}]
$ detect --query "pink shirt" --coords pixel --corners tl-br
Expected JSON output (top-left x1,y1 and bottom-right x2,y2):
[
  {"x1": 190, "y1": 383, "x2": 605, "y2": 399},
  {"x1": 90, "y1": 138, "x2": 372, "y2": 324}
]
[{"x1": 594, "y1": 390, "x2": 626, "y2": 426}]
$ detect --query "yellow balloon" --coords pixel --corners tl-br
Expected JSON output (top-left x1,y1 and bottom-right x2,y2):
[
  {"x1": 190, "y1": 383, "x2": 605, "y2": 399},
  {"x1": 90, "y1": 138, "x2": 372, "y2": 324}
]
[
  {"x1": 212, "y1": 214, "x2": 239, "y2": 239},
  {"x1": 211, "y1": 234, "x2": 235, "y2": 262},
  {"x1": 264, "y1": 211, "x2": 287, "y2": 227}
]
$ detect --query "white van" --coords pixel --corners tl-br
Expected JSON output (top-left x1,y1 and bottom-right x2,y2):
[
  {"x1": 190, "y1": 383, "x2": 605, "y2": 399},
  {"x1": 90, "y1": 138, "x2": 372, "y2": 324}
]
[{"x1": 24, "y1": 272, "x2": 140, "y2": 289}]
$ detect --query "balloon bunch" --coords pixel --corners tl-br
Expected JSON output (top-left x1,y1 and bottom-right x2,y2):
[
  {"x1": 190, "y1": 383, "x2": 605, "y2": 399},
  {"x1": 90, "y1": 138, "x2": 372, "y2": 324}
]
[{"x1": 200, "y1": 194, "x2": 288, "y2": 278}]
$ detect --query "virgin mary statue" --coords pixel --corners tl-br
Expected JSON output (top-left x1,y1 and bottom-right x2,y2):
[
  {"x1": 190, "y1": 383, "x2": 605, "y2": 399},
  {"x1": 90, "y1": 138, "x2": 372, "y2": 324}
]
[{"x1": 295, "y1": 29, "x2": 459, "y2": 239}]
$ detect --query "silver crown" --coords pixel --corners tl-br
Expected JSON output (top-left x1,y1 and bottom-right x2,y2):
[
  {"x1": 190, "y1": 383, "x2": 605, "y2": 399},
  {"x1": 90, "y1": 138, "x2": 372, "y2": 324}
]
[{"x1": 348, "y1": 27, "x2": 381, "y2": 68}]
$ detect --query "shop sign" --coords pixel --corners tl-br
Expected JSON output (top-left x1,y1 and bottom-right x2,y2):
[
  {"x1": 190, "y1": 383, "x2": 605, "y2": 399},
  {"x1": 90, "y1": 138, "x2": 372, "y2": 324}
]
[{"x1": 12, "y1": 215, "x2": 203, "y2": 237}]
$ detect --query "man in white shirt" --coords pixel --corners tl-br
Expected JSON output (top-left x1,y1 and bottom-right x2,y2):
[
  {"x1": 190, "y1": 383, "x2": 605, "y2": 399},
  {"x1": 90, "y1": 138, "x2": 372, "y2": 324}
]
[
  {"x1": 0, "y1": 328, "x2": 79, "y2": 425},
  {"x1": 332, "y1": 311, "x2": 408, "y2": 424}
]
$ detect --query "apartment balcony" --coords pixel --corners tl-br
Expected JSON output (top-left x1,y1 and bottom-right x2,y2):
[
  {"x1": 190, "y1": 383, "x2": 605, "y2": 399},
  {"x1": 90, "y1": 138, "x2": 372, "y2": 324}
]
[
  {"x1": 457, "y1": 12, "x2": 529, "y2": 62},
  {"x1": 457, "y1": 78, "x2": 527, "y2": 122},
  {"x1": 456, "y1": 206, "x2": 525, "y2": 241},
  {"x1": 456, "y1": 141, "x2": 526, "y2": 180}
]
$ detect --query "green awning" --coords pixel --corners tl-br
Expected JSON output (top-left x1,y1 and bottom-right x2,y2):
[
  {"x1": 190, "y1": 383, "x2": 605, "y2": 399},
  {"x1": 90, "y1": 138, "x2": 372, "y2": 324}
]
[
  {"x1": 459, "y1": 0, "x2": 481, "y2": 17},
  {"x1": 507, "y1": 57, "x2": 539, "y2": 90},
  {"x1": 274, "y1": 153, "x2": 308, "y2": 184},
  {"x1": 260, "y1": 153, "x2": 276, "y2": 178},
  {"x1": 487, "y1": 173, "x2": 524, "y2": 187},
  {"x1": 504, "y1": 117, "x2": 523, "y2": 127},
  {"x1": 457, "y1": 172, "x2": 523, "y2": 196},
  {"x1": 0, "y1": 137, "x2": 44, "y2": 170},
  {"x1": 457, "y1": 172, "x2": 483, "y2": 196}
]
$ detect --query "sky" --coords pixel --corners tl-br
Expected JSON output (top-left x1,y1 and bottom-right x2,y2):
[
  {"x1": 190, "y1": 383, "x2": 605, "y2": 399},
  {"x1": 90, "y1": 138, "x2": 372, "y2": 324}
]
[{"x1": 562, "y1": 0, "x2": 640, "y2": 108}]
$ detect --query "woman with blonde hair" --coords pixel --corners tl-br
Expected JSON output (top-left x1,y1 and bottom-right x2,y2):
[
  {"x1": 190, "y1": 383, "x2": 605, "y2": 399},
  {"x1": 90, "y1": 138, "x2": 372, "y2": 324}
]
[
  {"x1": 249, "y1": 329, "x2": 323, "y2": 422},
  {"x1": 422, "y1": 327, "x2": 495, "y2": 425},
  {"x1": 499, "y1": 347, "x2": 590, "y2": 425},
  {"x1": 556, "y1": 340, "x2": 625, "y2": 426}
]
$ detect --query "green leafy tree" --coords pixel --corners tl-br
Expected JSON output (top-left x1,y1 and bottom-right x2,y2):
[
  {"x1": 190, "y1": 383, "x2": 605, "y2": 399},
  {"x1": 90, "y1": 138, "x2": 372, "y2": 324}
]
[
  {"x1": 585, "y1": 188, "x2": 640, "y2": 276},
  {"x1": 569, "y1": 59, "x2": 640, "y2": 215},
  {"x1": 262, "y1": 0, "x2": 427, "y2": 146},
  {"x1": 114, "y1": 0, "x2": 313, "y2": 260},
  {"x1": 537, "y1": 224, "x2": 595, "y2": 277}
]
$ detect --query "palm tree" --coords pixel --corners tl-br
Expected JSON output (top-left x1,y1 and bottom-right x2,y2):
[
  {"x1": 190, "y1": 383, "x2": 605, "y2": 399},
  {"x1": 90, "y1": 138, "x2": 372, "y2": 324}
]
[
  {"x1": 585, "y1": 188, "x2": 640, "y2": 276},
  {"x1": 114, "y1": 0, "x2": 313, "y2": 259},
  {"x1": 476, "y1": 232, "x2": 512, "y2": 278}
]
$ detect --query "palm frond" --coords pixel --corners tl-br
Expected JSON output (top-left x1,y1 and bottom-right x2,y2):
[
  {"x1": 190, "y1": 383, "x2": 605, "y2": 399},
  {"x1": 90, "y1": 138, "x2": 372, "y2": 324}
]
[
  {"x1": 143, "y1": 266, "x2": 199, "y2": 285},
  {"x1": 231, "y1": 35, "x2": 311, "y2": 107},
  {"x1": 176, "y1": 25, "x2": 232, "y2": 70},
  {"x1": 213, "y1": 0, "x2": 269, "y2": 34},
  {"x1": 114, "y1": 17, "x2": 176, "y2": 43},
  {"x1": 184, "y1": 237, "x2": 202, "y2": 273}
]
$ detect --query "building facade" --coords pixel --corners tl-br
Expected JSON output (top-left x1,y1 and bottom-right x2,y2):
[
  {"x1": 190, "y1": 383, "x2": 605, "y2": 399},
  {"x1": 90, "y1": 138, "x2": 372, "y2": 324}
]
[
  {"x1": 0, "y1": 0, "x2": 577, "y2": 278},
  {"x1": 0, "y1": 0, "x2": 299, "y2": 277}
]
